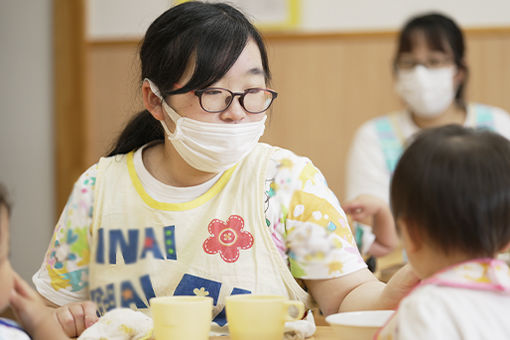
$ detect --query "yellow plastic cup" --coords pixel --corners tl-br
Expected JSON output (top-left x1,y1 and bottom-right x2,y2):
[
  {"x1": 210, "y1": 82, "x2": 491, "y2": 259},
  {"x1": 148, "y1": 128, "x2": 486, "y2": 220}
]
[
  {"x1": 150, "y1": 296, "x2": 213, "y2": 340},
  {"x1": 226, "y1": 294, "x2": 305, "y2": 340}
]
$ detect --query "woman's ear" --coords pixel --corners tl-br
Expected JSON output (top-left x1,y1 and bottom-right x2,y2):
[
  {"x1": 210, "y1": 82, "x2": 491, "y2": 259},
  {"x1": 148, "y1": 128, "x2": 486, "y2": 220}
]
[
  {"x1": 454, "y1": 58, "x2": 467, "y2": 88},
  {"x1": 142, "y1": 81, "x2": 165, "y2": 121}
]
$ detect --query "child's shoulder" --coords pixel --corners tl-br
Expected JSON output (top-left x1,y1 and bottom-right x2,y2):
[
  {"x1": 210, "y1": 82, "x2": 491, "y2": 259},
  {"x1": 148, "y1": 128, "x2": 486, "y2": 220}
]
[{"x1": 0, "y1": 318, "x2": 30, "y2": 340}]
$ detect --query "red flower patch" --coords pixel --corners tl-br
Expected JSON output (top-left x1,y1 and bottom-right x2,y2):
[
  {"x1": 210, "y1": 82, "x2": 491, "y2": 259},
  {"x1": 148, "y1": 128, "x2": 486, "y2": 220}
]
[{"x1": 203, "y1": 215, "x2": 254, "y2": 263}]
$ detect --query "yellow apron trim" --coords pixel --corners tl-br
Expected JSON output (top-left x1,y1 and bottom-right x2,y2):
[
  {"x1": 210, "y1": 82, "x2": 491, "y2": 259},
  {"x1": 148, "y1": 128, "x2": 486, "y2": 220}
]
[{"x1": 126, "y1": 151, "x2": 237, "y2": 211}]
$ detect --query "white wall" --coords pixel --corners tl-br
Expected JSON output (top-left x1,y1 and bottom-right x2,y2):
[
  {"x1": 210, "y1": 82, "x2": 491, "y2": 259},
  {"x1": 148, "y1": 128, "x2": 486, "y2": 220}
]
[
  {"x1": 87, "y1": 0, "x2": 172, "y2": 40},
  {"x1": 300, "y1": 0, "x2": 510, "y2": 31},
  {"x1": 0, "y1": 0, "x2": 53, "y2": 284},
  {"x1": 87, "y1": 0, "x2": 510, "y2": 40}
]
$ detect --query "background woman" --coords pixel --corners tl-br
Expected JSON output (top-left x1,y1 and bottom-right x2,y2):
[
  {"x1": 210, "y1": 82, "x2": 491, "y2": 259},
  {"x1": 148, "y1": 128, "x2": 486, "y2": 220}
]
[{"x1": 344, "y1": 13, "x2": 510, "y2": 258}]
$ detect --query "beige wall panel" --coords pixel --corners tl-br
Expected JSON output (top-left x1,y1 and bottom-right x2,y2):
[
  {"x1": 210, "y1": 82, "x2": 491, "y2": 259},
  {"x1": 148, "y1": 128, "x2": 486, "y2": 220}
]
[
  {"x1": 86, "y1": 44, "x2": 143, "y2": 166},
  {"x1": 467, "y1": 34, "x2": 510, "y2": 111},
  {"x1": 262, "y1": 35, "x2": 402, "y2": 201}
]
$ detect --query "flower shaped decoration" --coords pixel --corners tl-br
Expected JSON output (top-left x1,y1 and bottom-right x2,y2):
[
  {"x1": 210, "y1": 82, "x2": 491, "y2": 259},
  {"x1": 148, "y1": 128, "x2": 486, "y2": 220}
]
[
  {"x1": 193, "y1": 287, "x2": 210, "y2": 297},
  {"x1": 203, "y1": 215, "x2": 254, "y2": 263}
]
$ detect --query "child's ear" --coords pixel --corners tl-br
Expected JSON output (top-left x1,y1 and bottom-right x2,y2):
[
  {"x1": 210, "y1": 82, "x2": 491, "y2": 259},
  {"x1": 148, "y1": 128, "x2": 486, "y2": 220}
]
[
  {"x1": 500, "y1": 241, "x2": 510, "y2": 252},
  {"x1": 397, "y1": 217, "x2": 422, "y2": 254}
]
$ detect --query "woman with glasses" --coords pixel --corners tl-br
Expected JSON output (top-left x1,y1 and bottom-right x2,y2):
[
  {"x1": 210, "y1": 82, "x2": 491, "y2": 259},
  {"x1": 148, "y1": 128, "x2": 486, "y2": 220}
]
[
  {"x1": 343, "y1": 13, "x2": 510, "y2": 259},
  {"x1": 33, "y1": 2, "x2": 416, "y2": 337}
]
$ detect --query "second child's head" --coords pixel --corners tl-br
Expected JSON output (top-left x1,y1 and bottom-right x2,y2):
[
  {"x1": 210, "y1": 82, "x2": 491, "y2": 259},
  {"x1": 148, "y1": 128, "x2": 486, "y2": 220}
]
[
  {"x1": 390, "y1": 125, "x2": 510, "y2": 277},
  {"x1": 0, "y1": 184, "x2": 14, "y2": 311}
]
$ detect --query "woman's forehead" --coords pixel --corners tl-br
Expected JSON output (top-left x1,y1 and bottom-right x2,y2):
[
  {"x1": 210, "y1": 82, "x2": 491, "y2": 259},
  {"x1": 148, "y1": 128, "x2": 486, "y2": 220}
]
[
  {"x1": 224, "y1": 40, "x2": 263, "y2": 76},
  {"x1": 182, "y1": 40, "x2": 264, "y2": 87}
]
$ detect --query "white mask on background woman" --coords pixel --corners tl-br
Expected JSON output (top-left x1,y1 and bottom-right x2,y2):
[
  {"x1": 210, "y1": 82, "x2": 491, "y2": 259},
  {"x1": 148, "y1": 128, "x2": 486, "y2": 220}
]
[
  {"x1": 395, "y1": 65, "x2": 456, "y2": 118},
  {"x1": 146, "y1": 79, "x2": 266, "y2": 173}
]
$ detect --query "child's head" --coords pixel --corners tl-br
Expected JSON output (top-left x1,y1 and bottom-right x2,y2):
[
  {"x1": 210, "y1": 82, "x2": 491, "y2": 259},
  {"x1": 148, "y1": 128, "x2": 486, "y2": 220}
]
[
  {"x1": 391, "y1": 125, "x2": 510, "y2": 263},
  {"x1": 0, "y1": 183, "x2": 14, "y2": 311}
]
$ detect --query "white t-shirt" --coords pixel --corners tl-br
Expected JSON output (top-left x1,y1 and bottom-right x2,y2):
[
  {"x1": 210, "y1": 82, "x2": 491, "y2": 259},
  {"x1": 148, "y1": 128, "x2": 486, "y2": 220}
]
[{"x1": 346, "y1": 103, "x2": 510, "y2": 202}]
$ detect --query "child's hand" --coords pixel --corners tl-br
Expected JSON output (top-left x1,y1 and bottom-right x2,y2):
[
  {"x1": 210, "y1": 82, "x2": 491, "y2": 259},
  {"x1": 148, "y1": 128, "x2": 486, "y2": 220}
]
[
  {"x1": 343, "y1": 195, "x2": 399, "y2": 257},
  {"x1": 380, "y1": 263, "x2": 420, "y2": 308},
  {"x1": 9, "y1": 272, "x2": 68, "y2": 340},
  {"x1": 55, "y1": 300, "x2": 98, "y2": 337},
  {"x1": 343, "y1": 194, "x2": 387, "y2": 222}
]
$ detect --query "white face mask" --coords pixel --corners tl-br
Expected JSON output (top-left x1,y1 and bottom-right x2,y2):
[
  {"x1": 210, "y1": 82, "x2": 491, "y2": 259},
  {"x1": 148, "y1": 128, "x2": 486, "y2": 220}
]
[
  {"x1": 146, "y1": 79, "x2": 266, "y2": 173},
  {"x1": 395, "y1": 65, "x2": 456, "y2": 118}
]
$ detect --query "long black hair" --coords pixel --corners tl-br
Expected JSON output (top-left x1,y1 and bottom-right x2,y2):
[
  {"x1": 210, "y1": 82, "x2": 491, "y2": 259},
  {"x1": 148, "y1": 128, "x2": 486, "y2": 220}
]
[
  {"x1": 391, "y1": 125, "x2": 510, "y2": 257},
  {"x1": 393, "y1": 13, "x2": 467, "y2": 109},
  {"x1": 108, "y1": 1, "x2": 271, "y2": 156}
]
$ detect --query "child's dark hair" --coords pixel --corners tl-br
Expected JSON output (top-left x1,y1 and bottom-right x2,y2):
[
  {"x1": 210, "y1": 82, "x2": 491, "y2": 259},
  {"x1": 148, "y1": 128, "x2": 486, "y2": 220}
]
[
  {"x1": 0, "y1": 183, "x2": 11, "y2": 216},
  {"x1": 390, "y1": 125, "x2": 510, "y2": 257},
  {"x1": 393, "y1": 13, "x2": 467, "y2": 109},
  {"x1": 108, "y1": 1, "x2": 270, "y2": 156}
]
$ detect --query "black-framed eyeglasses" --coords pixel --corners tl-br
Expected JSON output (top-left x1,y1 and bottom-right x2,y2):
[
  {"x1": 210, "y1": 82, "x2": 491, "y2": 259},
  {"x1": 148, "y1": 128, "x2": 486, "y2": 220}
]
[
  {"x1": 395, "y1": 56, "x2": 454, "y2": 70},
  {"x1": 194, "y1": 87, "x2": 278, "y2": 113}
]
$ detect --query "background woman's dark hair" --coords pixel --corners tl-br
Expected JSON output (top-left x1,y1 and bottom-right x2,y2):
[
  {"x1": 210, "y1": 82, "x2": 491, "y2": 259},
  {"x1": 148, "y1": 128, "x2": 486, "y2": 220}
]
[
  {"x1": 0, "y1": 183, "x2": 11, "y2": 217},
  {"x1": 393, "y1": 13, "x2": 467, "y2": 109},
  {"x1": 390, "y1": 125, "x2": 510, "y2": 257},
  {"x1": 108, "y1": 1, "x2": 271, "y2": 156}
]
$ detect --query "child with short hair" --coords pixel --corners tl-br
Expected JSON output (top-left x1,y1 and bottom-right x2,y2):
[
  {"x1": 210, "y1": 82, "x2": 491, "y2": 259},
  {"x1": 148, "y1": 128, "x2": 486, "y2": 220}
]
[
  {"x1": 0, "y1": 184, "x2": 68, "y2": 339},
  {"x1": 375, "y1": 125, "x2": 510, "y2": 339}
]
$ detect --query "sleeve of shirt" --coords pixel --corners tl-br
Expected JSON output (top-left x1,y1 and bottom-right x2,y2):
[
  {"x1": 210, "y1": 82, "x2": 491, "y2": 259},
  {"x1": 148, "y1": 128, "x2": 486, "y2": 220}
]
[
  {"x1": 0, "y1": 320, "x2": 31, "y2": 340},
  {"x1": 345, "y1": 120, "x2": 391, "y2": 203},
  {"x1": 265, "y1": 147, "x2": 366, "y2": 280},
  {"x1": 32, "y1": 164, "x2": 97, "y2": 306}
]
